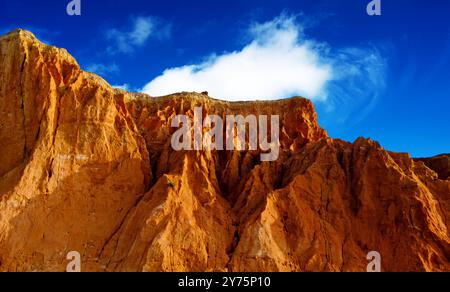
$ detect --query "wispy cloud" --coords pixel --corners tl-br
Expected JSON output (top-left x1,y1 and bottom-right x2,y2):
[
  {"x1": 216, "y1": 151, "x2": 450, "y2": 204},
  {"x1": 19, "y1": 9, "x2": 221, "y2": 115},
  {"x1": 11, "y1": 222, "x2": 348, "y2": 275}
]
[
  {"x1": 323, "y1": 46, "x2": 387, "y2": 124},
  {"x1": 112, "y1": 84, "x2": 133, "y2": 91},
  {"x1": 142, "y1": 14, "x2": 386, "y2": 104},
  {"x1": 86, "y1": 63, "x2": 120, "y2": 76},
  {"x1": 105, "y1": 16, "x2": 171, "y2": 55}
]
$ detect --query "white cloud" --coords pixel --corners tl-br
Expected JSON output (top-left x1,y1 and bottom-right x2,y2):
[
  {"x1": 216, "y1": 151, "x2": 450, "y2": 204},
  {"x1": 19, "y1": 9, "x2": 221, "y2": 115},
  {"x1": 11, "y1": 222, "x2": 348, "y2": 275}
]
[
  {"x1": 143, "y1": 16, "x2": 331, "y2": 101},
  {"x1": 86, "y1": 63, "x2": 119, "y2": 76},
  {"x1": 142, "y1": 15, "x2": 386, "y2": 103},
  {"x1": 106, "y1": 16, "x2": 171, "y2": 54},
  {"x1": 112, "y1": 84, "x2": 131, "y2": 91}
]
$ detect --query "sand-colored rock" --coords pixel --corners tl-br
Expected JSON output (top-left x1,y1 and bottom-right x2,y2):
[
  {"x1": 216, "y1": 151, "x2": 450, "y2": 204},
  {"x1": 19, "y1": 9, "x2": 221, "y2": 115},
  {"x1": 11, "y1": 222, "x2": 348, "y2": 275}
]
[{"x1": 0, "y1": 30, "x2": 448, "y2": 272}]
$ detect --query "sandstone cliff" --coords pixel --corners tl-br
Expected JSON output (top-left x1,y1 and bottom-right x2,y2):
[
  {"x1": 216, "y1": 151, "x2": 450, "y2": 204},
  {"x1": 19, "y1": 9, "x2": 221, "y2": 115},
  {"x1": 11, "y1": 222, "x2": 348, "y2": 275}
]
[
  {"x1": 0, "y1": 29, "x2": 448, "y2": 272},
  {"x1": 415, "y1": 155, "x2": 450, "y2": 180}
]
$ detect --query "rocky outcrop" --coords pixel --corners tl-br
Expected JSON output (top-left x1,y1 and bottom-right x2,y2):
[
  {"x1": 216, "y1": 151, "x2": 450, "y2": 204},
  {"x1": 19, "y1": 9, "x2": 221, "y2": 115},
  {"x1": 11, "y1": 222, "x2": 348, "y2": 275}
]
[
  {"x1": 416, "y1": 155, "x2": 450, "y2": 180},
  {"x1": 0, "y1": 29, "x2": 448, "y2": 272}
]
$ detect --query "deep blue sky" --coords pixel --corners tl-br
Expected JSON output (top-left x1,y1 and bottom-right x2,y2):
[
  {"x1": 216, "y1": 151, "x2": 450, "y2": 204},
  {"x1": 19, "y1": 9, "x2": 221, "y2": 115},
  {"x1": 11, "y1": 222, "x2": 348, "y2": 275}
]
[{"x1": 1, "y1": 0, "x2": 449, "y2": 157}]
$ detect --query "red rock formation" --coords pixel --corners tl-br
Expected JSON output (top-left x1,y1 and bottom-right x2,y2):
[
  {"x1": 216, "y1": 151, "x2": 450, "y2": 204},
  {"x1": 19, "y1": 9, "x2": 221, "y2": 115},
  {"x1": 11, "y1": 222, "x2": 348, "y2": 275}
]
[
  {"x1": 415, "y1": 155, "x2": 450, "y2": 180},
  {"x1": 0, "y1": 29, "x2": 448, "y2": 272}
]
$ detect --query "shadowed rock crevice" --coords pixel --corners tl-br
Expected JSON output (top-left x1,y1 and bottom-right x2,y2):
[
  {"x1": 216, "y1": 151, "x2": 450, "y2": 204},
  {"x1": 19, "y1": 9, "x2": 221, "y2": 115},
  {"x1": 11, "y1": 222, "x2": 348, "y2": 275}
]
[{"x1": 415, "y1": 154, "x2": 450, "y2": 180}]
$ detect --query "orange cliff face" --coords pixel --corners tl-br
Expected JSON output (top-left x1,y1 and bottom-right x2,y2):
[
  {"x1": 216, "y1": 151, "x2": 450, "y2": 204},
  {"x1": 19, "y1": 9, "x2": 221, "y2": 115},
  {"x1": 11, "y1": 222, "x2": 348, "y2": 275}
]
[{"x1": 0, "y1": 29, "x2": 448, "y2": 272}]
